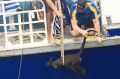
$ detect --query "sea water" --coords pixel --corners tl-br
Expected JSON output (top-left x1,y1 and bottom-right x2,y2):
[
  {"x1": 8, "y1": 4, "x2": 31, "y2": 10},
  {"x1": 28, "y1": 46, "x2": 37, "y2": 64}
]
[{"x1": 0, "y1": 45, "x2": 120, "y2": 79}]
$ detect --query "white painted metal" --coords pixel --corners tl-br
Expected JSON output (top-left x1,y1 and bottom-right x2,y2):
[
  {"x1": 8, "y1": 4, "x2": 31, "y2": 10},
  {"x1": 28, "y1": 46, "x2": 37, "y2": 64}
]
[
  {"x1": 101, "y1": 0, "x2": 120, "y2": 25},
  {"x1": 0, "y1": 0, "x2": 48, "y2": 50},
  {"x1": 0, "y1": 0, "x2": 120, "y2": 51}
]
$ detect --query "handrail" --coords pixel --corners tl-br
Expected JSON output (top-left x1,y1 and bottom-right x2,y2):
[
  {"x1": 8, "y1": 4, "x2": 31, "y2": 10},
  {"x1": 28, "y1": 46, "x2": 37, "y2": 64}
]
[{"x1": 0, "y1": 0, "x2": 48, "y2": 50}]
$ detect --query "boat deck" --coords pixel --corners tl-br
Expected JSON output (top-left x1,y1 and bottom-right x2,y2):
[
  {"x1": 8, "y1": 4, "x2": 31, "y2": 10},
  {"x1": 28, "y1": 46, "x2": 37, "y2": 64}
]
[{"x1": 0, "y1": 25, "x2": 120, "y2": 57}]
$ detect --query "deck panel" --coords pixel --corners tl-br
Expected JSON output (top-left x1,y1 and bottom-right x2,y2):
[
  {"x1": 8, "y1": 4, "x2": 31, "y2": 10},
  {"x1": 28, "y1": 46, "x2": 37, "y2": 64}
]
[{"x1": 0, "y1": 26, "x2": 120, "y2": 57}]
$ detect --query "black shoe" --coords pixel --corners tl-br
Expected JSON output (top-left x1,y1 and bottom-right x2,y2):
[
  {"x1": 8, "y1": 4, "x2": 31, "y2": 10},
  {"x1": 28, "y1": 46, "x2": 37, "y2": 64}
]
[{"x1": 16, "y1": 8, "x2": 22, "y2": 11}]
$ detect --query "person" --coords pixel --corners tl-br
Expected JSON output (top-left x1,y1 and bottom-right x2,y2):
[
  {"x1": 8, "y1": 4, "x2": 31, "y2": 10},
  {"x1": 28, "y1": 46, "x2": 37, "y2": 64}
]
[
  {"x1": 30, "y1": 0, "x2": 64, "y2": 44},
  {"x1": 42, "y1": 0, "x2": 65, "y2": 43},
  {"x1": 70, "y1": 0, "x2": 103, "y2": 43},
  {"x1": 46, "y1": 0, "x2": 79, "y2": 44}
]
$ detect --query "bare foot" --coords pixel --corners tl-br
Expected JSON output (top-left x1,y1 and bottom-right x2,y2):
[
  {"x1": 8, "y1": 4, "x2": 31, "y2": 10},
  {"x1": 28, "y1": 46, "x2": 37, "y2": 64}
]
[{"x1": 53, "y1": 38, "x2": 61, "y2": 45}]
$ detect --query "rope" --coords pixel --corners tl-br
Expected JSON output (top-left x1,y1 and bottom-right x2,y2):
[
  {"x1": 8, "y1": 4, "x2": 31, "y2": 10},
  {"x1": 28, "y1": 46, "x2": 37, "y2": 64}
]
[
  {"x1": 30, "y1": 1, "x2": 41, "y2": 20},
  {"x1": 17, "y1": 1, "x2": 25, "y2": 79},
  {"x1": 57, "y1": 0, "x2": 64, "y2": 65},
  {"x1": 17, "y1": 47, "x2": 23, "y2": 79}
]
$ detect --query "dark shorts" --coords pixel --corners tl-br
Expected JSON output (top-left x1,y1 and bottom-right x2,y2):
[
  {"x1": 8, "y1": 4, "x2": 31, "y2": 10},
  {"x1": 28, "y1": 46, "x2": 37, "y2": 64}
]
[
  {"x1": 71, "y1": 19, "x2": 94, "y2": 30},
  {"x1": 77, "y1": 19, "x2": 94, "y2": 29}
]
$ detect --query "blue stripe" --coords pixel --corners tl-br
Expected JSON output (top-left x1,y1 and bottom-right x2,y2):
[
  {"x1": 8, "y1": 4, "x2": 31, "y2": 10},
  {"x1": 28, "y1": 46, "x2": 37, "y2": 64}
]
[
  {"x1": 70, "y1": 5, "x2": 76, "y2": 19},
  {"x1": 4, "y1": 2, "x2": 17, "y2": 6},
  {"x1": 5, "y1": 5, "x2": 19, "y2": 11},
  {"x1": 61, "y1": 0, "x2": 71, "y2": 25},
  {"x1": 53, "y1": 16, "x2": 61, "y2": 35}
]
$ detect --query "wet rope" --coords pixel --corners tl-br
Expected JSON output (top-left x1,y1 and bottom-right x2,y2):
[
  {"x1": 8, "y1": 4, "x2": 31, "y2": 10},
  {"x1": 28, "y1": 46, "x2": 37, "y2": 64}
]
[
  {"x1": 17, "y1": 1, "x2": 25, "y2": 79},
  {"x1": 17, "y1": 46, "x2": 23, "y2": 79}
]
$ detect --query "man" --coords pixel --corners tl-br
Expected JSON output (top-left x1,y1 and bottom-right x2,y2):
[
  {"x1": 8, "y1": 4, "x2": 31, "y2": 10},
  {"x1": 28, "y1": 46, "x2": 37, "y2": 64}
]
[{"x1": 70, "y1": 0, "x2": 103, "y2": 43}]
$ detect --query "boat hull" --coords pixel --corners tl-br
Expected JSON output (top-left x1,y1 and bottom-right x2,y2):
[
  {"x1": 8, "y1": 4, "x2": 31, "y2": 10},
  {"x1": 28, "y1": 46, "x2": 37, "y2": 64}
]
[{"x1": 0, "y1": 45, "x2": 120, "y2": 79}]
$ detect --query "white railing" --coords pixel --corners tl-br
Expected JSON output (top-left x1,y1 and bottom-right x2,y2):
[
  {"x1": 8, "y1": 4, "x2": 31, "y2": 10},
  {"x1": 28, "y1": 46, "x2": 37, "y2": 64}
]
[{"x1": 0, "y1": 0, "x2": 48, "y2": 50}]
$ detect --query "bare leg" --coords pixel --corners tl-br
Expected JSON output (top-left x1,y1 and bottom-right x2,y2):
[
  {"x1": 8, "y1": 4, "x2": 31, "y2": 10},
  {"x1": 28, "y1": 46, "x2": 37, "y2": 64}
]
[{"x1": 46, "y1": 10, "x2": 54, "y2": 43}]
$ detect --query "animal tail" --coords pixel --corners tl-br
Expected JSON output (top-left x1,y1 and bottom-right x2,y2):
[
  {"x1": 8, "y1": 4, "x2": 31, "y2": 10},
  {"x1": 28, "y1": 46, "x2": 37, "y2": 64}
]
[
  {"x1": 77, "y1": 37, "x2": 87, "y2": 55},
  {"x1": 72, "y1": 64, "x2": 87, "y2": 79},
  {"x1": 79, "y1": 68, "x2": 88, "y2": 79}
]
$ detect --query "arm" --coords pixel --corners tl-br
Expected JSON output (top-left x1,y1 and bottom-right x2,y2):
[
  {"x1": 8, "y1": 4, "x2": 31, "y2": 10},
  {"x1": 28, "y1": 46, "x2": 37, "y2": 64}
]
[
  {"x1": 93, "y1": 18, "x2": 101, "y2": 34},
  {"x1": 87, "y1": 2, "x2": 101, "y2": 34},
  {"x1": 93, "y1": 18, "x2": 103, "y2": 43},
  {"x1": 46, "y1": 0, "x2": 58, "y2": 13},
  {"x1": 70, "y1": 5, "x2": 88, "y2": 36},
  {"x1": 46, "y1": 0, "x2": 64, "y2": 18},
  {"x1": 71, "y1": 20, "x2": 83, "y2": 33},
  {"x1": 71, "y1": 20, "x2": 88, "y2": 36}
]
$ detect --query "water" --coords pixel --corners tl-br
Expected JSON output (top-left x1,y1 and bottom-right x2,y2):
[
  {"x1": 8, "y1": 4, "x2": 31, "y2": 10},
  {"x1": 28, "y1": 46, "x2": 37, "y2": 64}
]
[{"x1": 0, "y1": 45, "x2": 120, "y2": 79}]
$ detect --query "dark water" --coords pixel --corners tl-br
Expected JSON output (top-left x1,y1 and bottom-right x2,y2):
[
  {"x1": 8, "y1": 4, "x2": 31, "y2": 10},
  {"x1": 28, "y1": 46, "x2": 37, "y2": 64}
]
[{"x1": 0, "y1": 45, "x2": 120, "y2": 79}]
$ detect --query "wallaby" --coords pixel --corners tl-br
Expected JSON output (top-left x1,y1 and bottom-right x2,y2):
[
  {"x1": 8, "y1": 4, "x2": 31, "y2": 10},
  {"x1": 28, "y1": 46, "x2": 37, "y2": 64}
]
[
  {"x1": 46, "y1": 52, "x2": 87, "y2": 79},
  {"x1": 46, "y1": 30, "x2": 98, "y2": 79}
]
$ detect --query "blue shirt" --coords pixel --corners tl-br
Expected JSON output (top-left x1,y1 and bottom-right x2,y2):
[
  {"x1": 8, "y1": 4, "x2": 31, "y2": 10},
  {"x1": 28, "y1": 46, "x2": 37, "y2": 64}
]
[{"x1": 70, "y1": 1, "x2": 98, "y2": 27}]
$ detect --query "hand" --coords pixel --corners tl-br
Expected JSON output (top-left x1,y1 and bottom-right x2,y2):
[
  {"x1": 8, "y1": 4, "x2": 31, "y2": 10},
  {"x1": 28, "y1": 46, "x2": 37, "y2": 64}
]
[
  {"x1": 55, "y1": 10, "x2": 65, "y2": 18},
  {"x1": 81, "y1": 30, "x2": 88, "y2": 37},
  {"x1": 96, "y1": 36, "x2": 103, "y2": 43}
]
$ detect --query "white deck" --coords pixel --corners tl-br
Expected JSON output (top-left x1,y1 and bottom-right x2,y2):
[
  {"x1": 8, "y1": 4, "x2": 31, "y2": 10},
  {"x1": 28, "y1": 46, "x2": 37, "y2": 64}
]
[{"x1": 1, "y1": 26, "x2": 120, "y2": 57}]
